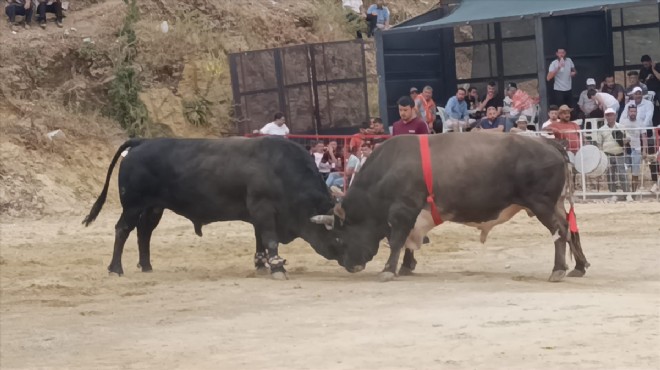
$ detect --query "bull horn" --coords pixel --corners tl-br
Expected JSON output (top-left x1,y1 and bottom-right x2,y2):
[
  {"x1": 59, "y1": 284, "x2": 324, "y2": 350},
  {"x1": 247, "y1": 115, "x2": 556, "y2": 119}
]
[{"x1": 310, "y1": 215, "x2": 334, "y2": 226}]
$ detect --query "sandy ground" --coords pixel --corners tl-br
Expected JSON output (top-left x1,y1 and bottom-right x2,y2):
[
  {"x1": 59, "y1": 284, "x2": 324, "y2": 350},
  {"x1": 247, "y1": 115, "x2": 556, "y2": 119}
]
[{"x1": 1, "y1": 203, "x2": 659, "y2": 370}]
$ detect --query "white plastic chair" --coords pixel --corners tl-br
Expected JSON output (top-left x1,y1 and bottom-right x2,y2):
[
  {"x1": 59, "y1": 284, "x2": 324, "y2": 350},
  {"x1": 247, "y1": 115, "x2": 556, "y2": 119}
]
[{"x1": 437, "y1": 106, "x2": 465, "y2": 132}]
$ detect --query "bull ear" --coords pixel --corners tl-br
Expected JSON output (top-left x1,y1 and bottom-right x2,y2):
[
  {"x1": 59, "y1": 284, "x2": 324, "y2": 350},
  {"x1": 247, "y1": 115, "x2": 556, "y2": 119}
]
[
  {"x1": 333, "y1": 203, "x2": 346, "y2": 225},
  {"x1": 310, "y1": 215, "x2": 335, "y2": 230}
]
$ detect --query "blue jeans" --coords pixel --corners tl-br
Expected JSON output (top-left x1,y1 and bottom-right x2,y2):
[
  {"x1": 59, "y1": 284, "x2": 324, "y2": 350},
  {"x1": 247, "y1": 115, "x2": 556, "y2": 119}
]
[
  {"x1": 326, "y1": 172, "x2": 345, "y2": 188},
  {"x1": 5, "y1": 4, "x2": 33, "y2": 24}
]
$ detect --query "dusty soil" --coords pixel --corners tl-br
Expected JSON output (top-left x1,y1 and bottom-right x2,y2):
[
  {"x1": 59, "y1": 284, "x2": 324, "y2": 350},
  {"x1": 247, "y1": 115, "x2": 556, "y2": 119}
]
[{"x1": 1, "y1": 203, "x2": 659, "y2": 369}]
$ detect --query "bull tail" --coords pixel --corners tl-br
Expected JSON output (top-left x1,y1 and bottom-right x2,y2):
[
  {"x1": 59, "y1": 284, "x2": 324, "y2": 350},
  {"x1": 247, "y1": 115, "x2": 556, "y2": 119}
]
[{"x1": 82, "y1": 139, "x2": 144, "y2": 226}]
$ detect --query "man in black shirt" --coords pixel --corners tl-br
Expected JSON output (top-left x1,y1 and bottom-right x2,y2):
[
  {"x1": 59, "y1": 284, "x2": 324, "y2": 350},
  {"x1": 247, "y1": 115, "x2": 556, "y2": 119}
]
[
  {"x1": 477, "y1": 81, "x2": 504, "y2": 117},
  {"x1": 639, "y1": 55, "x2": 659, "y2": 126}
]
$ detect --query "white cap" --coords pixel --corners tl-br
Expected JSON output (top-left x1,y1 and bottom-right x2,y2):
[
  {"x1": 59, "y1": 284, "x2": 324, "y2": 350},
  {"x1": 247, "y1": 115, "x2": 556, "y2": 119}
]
[
  {"x1": 604, "y1": 108, "x2": 616, "y2": 115},
  {"x1": 586, "y1": 78, "x2": 596, "y2": 86},
  {"x1": 629, "y1": 86, "x2": 643, "y2": 95}
]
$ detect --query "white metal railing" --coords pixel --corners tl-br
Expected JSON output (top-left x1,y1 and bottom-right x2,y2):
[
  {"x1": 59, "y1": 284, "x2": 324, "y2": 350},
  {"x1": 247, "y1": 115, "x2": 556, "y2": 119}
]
[{"x1": 519, "y1": 125, "x2": 660, "y2": 201}]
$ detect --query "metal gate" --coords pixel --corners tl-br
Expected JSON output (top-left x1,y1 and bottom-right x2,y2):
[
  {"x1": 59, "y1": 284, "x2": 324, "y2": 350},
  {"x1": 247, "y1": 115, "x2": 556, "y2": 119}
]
[{"x1": 229, "y1": 40, "x2": 369, "y2": 135}]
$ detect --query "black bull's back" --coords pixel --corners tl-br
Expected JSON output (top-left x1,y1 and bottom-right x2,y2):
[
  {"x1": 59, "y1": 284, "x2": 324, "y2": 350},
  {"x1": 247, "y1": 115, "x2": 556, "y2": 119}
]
[
  {"x1": 328, "y1": 133, "x2": 589, "y2": 282},
  {"x1": 83, "y1": 136, "x2": 339, "y2": 277}
]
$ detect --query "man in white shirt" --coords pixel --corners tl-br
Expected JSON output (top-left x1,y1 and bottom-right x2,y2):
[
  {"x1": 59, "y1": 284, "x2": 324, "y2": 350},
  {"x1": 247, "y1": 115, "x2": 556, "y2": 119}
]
[
  {"x1": 342, "y1": 0, "x2": 365, "y2": 39},
  {"x1": 578, "y1": 78, "x2": 600, "y2": 118},
  {"x1": 541, "y1": 105, "x2": 559, "y2": 129},
  {"x1": 546, "y1": 48, "x2": 577, "y2": 108},
  {"x1": 620, "y1": 87, "x2": 654, "y2": 128},
  {"x1": 596, "y1": 108, "x2": 630, "y2": 200},
  {"x1": 619, "y1": 105, "x2": 648, "y2": 194},
  {"x1": 254, "y1": 112, "x2": 289, "y2": 136},
  {"x1": 588, "y1": 89, "x2": 619, "y2": 114}
]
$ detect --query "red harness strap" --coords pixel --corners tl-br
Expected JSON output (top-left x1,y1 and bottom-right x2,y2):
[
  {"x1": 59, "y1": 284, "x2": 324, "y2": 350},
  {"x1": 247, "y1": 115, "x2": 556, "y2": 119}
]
[
  {"x1": 566, "y1": 206, "x2": 579, "y2": 233},
  {"x1": 419, "y1": 135, "x2": 443, "y2": 225}
]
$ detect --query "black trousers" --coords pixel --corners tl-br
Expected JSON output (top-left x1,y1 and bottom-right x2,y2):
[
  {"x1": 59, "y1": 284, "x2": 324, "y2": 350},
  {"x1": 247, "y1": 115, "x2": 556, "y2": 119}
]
[
  {"x1": 37, "y1": 1, "x2": 63, "y2": 22},
  {"x1": 5, "y1": 4, "x2": 33, "y2": 24}
]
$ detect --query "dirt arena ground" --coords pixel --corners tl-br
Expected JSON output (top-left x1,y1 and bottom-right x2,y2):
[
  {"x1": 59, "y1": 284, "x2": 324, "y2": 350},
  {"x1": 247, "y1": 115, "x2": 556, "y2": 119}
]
[{"x1": 1, "y1": 202, "x2": 659, "y2": 369}]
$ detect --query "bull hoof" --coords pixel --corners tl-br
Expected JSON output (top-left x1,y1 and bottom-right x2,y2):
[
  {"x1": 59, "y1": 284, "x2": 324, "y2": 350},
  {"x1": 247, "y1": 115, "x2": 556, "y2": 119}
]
[
  {"x1": 108, "y1": 265, "x2": 124, "y2": 276},
  {"x1": 379, "y1": 271, "x2": 396, "y2": 282},
  {"x1": 548, "y1": 270, "x2": 566, "y2": 282},
  {"x1": 271, "y1": 271, "x2": 289, "y2": 280},
  {"x1": 137, "y1": 263, "x2": 153, "y2": 273},
  {"x1": 567, "y1": 269, "x2": 586, "y2": 278},
  {"x1": 255, "y1": 266, "x2": 270, "y2": 276},
  {"x1": 398, "y1": 266, "x2": 414, "y2": 276}
]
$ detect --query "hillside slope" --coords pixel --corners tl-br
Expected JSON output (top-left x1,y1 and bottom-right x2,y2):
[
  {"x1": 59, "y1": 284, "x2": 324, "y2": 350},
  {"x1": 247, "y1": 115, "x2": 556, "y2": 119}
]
[{"x1": 0, "y1": 0, "x2": 437, "y2": 217}]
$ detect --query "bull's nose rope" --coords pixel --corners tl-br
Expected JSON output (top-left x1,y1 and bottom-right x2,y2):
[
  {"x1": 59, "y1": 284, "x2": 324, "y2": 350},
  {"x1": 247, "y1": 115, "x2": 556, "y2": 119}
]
[{"x1": 419, "y1": 135, "x2": 443, "y2": 226}]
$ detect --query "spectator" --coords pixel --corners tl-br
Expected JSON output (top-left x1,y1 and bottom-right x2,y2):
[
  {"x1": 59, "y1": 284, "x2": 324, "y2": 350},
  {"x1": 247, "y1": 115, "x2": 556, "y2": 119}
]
[
  {"x1": 409, "y1": 87, "x2": 419, "y2": 101},
  {"x1": 503, "y1": 82, "x2": 535, "y2": 132},
  {"x1": 466, "y1": 87, "x2": 483, "y2": 120},
  {"x1": 546, "y1": 48, "x2": 577, "y2": 108},
  {"x1": 473, "y1": 106, "x2": 504, "y2": 132},
  {"x1": 35, "y1": 0, "x2": 62, "y2": 29},
  {"x1": 544, "y1": 105, "x2": 583, "y2": 154},
  {"x1": 365, "y1": 0, "x2": 390, "y2": 37},
  {"x1": 541, "y1": 105, "x2": 560, "y2": 129},
  {"x1": 596, "y1": 108, "x2": 631, "y2": 201},
  {"x1": 588, "y1": 89, "x2": 619, "y2": 115},
  {"x1": 326, "y1": 146, "x2": 360, "y2": 190},
  {"x1": 620, "y1": 87, "x2": 654, "y2": 128},
  {"x1": 621, "y1": 86, "x2": 658, "y2": 189},
  {"x1": 254, "y1": 112, "x2": 289, "y2": 135},
  {"x1": 5, "y1": 0, "x2": 33, "y2": 30},
  {"x1": 445, "y1": 87, "x2": 469, "y2": 132},
  {"x1": 342, "y1": 0, "x2": 365, "y2": 39},
  {"x1": 509, "y1": 116, "x2": 536, "y2": 136},
  {"x1": 578, "y1": 78, "x2": 601, "y2": 118},
  {"x1": 350, "y1": 121, "x2": 370, "y2": 152},
  {"x1": 477, "y1": 81, "x2": 504, "y2": 117},
  {"x1": 311, "y1": 141, "x2": 325, "y2": 167},
  {"x1": 392, "y1": 96, "x2": 428, "y2": 135},
  {"x1": 625, "y1": 71, "x2": 649, "y2": 98},
  {"x1": 619, "y1": 105, "x2": 648, "y2": 194},
  {"x1": 318, "y1": 150, "x2": 335, "y2": 181},
  {"x1": 639, "y1": 55, "x2": 660, "y2": 128},
  {"x1": 368, "y1": 117, "x2": 385, "y2": 135},
  {"x1": 600, "y1": 75, "x2": 626, "y2": 117},
  {"x1": 414, "y1": 86, "x2": 437, "y2": 131}
]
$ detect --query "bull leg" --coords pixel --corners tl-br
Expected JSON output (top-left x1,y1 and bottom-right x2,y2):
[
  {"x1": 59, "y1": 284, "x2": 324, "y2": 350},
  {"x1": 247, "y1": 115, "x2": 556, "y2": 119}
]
[
  {"x1": 533, "y1": 206, "x2": 570, "y2": 282},
  {"x1": 253, "y1": 227, "x2": 269, "y2": 275},
  {"x1": 136, "y1": 207, "x2": 163, "y2": 272},
  {"x1": 380, "y1": 205, "x2": 419, "y2": 282},
  {"x1": 108, "y1": 209, "x2": 141, "y2": 276},
  {"x1": 248, "y1": 199, "x2": 287, "y2": 280},
  {"x1": 399, "y1": 249, "x2": 417, "y2": 276}
]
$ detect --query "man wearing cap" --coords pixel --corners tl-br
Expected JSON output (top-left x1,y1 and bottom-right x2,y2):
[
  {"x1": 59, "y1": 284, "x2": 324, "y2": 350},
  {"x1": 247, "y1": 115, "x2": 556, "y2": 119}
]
[
  {"x1": 546, "y1": 48, "x2": 577, "y2": 108},
  {"x1": 544, "y1": 105, "x2": 583, "y2": 154},
  {"x1": 578, "y1": 78, "x2": 601, "y2": 118},
  {"x1": 621, "y1": 86, "x2": 657, "y2": 190},
  {"x1": 509, "y1": 116, "x2": 536, "y2": 136},
  {"x1": 625, "y1": 71, "x2": 648, "y2": 104},
  {"x1": 620, "y1": 87, "x2": 654, "y2": 128},
  {"x1": 596, "y1": 108, "x2": 631, "y2": 201},
  {"x1": 619, "y1": 105, "x2": 648, "y2": 194}
]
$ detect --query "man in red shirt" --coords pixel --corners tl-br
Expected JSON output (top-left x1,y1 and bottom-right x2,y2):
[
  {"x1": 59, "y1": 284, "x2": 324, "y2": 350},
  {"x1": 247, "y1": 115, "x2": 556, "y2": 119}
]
[
  {"x1": 392, "y1": 96, "x2": 429, "y2": 135},
  {"x1": 544, "y1": 104, "x2": 583, "y2": 154}
]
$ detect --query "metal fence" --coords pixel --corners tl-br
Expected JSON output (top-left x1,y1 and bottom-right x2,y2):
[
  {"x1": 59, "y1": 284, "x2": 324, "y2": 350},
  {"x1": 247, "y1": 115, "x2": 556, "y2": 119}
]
[
  {"x1": 518, "y1": 126, "x2": 660, "y2": 201},
  {"x1": 229, "y1": 40, "x2": 370, "y2": 136},
  {"x1": 248, "y1": 126, "x2": 660, "y2": 201}
]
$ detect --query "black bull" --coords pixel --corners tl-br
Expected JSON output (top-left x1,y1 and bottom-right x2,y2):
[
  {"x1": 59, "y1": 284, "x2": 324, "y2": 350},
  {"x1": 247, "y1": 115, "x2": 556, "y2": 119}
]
[
  {"x1": 312, "y1": 133, "x2": 590, "y2": 282},
  {"x1": 82, "y1": 137, "x2": 344, "y2": 279}
]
